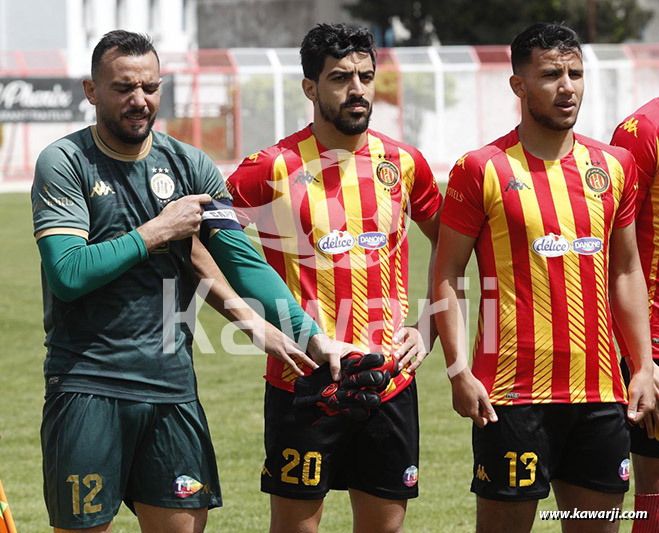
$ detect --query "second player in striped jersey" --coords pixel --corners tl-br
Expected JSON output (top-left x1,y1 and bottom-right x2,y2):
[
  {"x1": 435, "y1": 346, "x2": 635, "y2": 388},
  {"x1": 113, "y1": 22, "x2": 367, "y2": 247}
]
[
  {"x1": 611, "y1": 98, "x2": 659, "y2": 533},
  {"x1": 434, "y1": 22, "x2": 655, "y2": 533},
  {"x1": 226, "y1": 23, "x2": 441, "y2": 533}
]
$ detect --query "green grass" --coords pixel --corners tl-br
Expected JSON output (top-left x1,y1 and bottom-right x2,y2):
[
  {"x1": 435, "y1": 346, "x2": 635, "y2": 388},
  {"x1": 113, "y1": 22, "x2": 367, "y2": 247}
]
[{"x1": 0, "y1": 192, "x2": 636, "y2": 532}]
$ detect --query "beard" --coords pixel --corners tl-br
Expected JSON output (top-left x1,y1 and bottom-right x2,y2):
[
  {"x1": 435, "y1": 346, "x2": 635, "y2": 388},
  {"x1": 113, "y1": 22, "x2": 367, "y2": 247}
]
[
  {"x1": 527, "y1": 94, "x2": 579, "y2": 131},
  {"x1": 318, "y1": 95, "x2": 372, "y2": 136},
  {"x1": 99, "y1": 110, "x2": 156, "y2": 145}
]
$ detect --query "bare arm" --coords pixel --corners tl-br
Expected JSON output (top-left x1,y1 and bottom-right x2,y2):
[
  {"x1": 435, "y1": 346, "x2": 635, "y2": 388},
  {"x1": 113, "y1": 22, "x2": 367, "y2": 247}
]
[
  {"x1": 394, "y1": 209, "x2": 441, "y2": 372},
  {"x1": 609, "y1": 222, "x2": 656, "y2": 428},
  {"x1": 433, "y1": 224, "x2": 497, "y2": 427},
  {"x1": 190, "y1": 235, "x2": 317, "y2": 376}
]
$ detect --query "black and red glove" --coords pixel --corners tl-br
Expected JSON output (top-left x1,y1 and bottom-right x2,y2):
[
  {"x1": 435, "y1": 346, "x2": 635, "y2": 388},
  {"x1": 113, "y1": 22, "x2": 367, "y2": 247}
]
[
  {"x1": 293, "y1": 352, "x2": 400, "y2": 421},
  {"x1": 340, "y1": 352, "x2": 400, "y2": 393}
]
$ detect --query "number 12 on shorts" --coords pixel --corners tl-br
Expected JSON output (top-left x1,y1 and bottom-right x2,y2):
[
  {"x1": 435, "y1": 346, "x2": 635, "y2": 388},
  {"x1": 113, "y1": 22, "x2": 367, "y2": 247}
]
[
  {"x1": 504, "y1": 451, "x2": 537, "y2": 487},
  {"x1": 66, "y1": 474, "x2": 103, "y2": 515}
]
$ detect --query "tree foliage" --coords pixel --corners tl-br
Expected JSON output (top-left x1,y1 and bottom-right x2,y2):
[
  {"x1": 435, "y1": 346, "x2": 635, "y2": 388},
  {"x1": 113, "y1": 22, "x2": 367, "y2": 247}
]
[{"x1": 345, "y1": 0, "x2": 653, "y2": 45}]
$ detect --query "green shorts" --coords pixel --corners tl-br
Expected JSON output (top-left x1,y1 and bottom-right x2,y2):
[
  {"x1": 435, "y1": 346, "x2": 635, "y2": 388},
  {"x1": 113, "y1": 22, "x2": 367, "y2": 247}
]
[{"x1": 41, "y1": 392, "x2": 222, "y2": 529}]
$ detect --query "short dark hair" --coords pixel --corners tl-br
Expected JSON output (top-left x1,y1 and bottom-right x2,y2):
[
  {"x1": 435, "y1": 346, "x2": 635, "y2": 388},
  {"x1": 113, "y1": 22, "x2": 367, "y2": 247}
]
[
  {"x1": 300, "y1": 23, "x2": 376, "y2": 81},
  {"x1": 511, "y1": 23, "x2": 581, "y2": 74},
  {"x1": 91, "y1": 30, "x2": 159, "y2": 79}
]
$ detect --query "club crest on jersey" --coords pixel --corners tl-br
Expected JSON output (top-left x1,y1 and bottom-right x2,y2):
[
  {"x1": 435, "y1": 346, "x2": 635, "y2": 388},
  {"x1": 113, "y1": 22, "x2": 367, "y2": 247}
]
[
  {"x1": 572, "y1": 237, "x2": 603, "y2": 255},
  {"x1": 376, "y1": 160, "x2": 400, "y2": 188},
  {"x1": 584, "y1": 167, "x2": 610, "y2": 194},
  {"x1": 403, "y1": 466, "x2": 418, "y2": 487},
  {"x1": 358, "y1": 231, "x2": 387, "y2": 250},
  {"x1": 317, "y1": 230, "x2": 356, "y2": 255},
  {"x1": 532, "y1": 233, "x2": 570, "y2": 257},
  {"x1": 151, "y1": 168, "x2": 175, "y2": 200},
  {"x1": 173, "y1": 475, "x2": 203, "y2": 498}
]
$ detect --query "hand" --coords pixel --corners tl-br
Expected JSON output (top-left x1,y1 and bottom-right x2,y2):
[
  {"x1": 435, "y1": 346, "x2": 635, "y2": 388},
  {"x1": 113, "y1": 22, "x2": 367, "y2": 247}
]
[
  {"x1": 306, "y1": 333, "x2": 362, "y2": 381},
  {"x1": 627, "y1": 363, "x2": 656, "y2": 434},
  {"x1": 393, "y1": 325, "x2": 429, "y2": 373},
  {"x1": 632, "y1": 363, "x2": 659, "y2": 440},
  {"x1": 138, "y1": 194, "x2": 212, "y2": 250},
  {"x1": 250, "y1": 320, "x2": 318, "y2": 377},
  {"x1": 449, "y1": 368, "x2": 498, "y2": 428}
]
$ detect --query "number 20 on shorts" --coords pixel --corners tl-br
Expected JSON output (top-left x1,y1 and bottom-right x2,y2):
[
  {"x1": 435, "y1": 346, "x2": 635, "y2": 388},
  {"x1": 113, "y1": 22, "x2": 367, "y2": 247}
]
[{"x1": 281, "y1": 448, "x2": 322, "y2": 486}]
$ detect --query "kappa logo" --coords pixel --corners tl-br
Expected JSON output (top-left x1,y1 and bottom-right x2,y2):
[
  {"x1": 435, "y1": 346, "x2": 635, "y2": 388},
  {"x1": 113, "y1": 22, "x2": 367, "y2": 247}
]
[
  {"x1": 504, "y1": 176, "x2": 531, "y2": 192},
  {"x1": 90, "y1": 180, "x2": 115, "y2": 197},
  {"x1": 293, "y1": 169, "x2": 319, "y2": 186},
  {"x1": 262, "y1": 465, "x2": 272, "y2": 477},
  {"x1": 620, "y1": 117, "x2": 639, "y2": 138},
  {"x1": 476, "y1": 465, "x2": 491, "y2": 482}
]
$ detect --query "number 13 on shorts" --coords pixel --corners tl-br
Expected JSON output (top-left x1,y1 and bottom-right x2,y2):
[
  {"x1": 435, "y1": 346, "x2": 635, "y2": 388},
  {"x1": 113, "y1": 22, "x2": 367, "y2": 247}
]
[{"x1": 505, "y1": 451, "x2": 538, "y2": 487}]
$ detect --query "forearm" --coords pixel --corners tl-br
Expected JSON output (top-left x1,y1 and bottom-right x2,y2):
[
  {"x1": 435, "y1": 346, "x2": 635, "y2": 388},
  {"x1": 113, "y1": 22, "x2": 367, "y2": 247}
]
[
  {"x1": 206, "y1": 229, "x2": 321, "y2": 343},
  {"x1": 611, "y1": 267, "x2": 653, "y2": 373},
  {"x1": 37, "y1": 232, "x2": 148, "y2": 302},
  {"x1": 191, "y1": 235, "x2": 271, "y2": 342},
  {"x1": 433, "y1": 273, "x2": 470, "y2": 376}
]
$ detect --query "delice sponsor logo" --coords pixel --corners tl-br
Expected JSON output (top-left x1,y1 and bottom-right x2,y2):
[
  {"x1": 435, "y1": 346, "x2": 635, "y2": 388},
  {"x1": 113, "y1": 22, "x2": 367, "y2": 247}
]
[
  {"x1": 572, "y1": 237, "x2": 603, "y2": 255},
  {"x1": 532, "y1": 233, "x2": 570, "y2": 257},
  {"x1": 317, "y1": 230, "x2": 356, "y2": 255},
  {"x1": 358, "y1": 231, "x2": 387, "y2": 250}
]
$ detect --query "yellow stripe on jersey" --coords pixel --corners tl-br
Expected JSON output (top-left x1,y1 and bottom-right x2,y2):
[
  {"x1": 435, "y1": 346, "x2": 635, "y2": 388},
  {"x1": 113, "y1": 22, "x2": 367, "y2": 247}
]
[
  {"x1": 338, "y1": 151, "x2": 370, "y2": 347},
  {"x1": 543, "y1": 158, "x2": 588, "y2": 403},
  {"x1": 271, "y1": 153, "x2": 302, "y2": 303},
  {"x1": 484, "y1": 159, "x2": 517, "y2": 404},
  {"x1": 297, "y1": 136, "x2": 337, "y2": 338},
  {"x1": 647, "y1": 137, "x2": 659, "y2": 319},
  {"x1": 366, "y1": 135, "x2": 397, "y2": 355},
  {"x1": 394, "y1": 147, "x2": 416, "y2": 337},
  {"x1": 503, "y1": 145, "x2": 553, "y2": 403},
  {"x1": 596, "y1": 150, "x2": 626, "y2": 402}
]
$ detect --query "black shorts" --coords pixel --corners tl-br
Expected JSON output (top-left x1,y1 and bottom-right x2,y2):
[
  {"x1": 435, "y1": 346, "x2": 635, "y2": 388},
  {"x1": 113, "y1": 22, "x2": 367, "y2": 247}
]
[
  {"x1": 471, "y1": 403, "x2": 630, "y2": 501},
  {"x1": 621, "y1": 357, "x2": 659, "y2": 458},
  {"x1": 262, "y1": 380, "x2": 419, "y2": 500}
]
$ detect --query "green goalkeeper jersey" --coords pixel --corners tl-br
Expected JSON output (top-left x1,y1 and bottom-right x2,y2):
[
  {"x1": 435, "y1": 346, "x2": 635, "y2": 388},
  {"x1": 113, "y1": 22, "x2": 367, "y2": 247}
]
[{"x1": 32, "y1": 126, "x2": 229, "y2": 403}]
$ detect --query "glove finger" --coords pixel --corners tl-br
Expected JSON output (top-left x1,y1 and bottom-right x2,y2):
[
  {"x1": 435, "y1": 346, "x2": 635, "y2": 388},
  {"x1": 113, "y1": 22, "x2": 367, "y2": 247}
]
[
  {"x1": 342, "y1": 370, "x2": 388, "y2": 389},
  {"x1": 342, "y1": 352, "x2": 385, "y2": 375}
]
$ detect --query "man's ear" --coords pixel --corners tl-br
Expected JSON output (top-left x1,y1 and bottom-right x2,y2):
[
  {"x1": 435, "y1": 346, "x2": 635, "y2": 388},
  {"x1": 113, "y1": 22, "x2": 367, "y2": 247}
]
[
  {"x1": 509, "y1": 74, "x2": 525, "y2": 99},
  {"x1": 302, "y1": 78, "x2": 317, "y2": 103},
  {"x1": 82, "y1": 78, "x2": 98, "y2": 105}
]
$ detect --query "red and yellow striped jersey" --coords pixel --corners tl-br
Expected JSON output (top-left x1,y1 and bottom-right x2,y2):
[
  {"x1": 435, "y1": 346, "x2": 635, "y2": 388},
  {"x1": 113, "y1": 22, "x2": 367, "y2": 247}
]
[
  {"x1": 610, "y1": 98, "x2": 659, "y2": 359},
  {"x1": 442, "y1": 129, "x2": 637, "y2": 405},
  {"x1": 227, "y1": 126, "x2": 441, "y2": 399}
]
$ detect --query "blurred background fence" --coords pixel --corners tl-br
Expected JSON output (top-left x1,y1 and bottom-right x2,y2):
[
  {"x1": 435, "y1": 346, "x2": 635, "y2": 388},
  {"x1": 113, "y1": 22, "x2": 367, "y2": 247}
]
[{"x1": 2, "y1": 42, "x2": 659, "y2": 190}]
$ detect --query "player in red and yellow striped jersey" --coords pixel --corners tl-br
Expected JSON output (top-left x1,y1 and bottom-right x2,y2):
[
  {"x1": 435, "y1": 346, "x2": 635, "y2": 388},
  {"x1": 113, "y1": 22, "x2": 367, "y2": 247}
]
[
  {"x1": 611, "y1": 99, "x2": 659, "y2": 532},
  {"x1": 435, "y1": 23, "x2": 656, "y2": 533},
  {"x1": 225, "y1": 23, "x2": 441, "y2": 533}
]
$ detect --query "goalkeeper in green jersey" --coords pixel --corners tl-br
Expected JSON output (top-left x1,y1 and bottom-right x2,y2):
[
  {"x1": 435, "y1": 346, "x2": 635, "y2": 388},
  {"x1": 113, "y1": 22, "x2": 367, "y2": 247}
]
[{"x1": 32, "y1": 30, "x2": 351, "y2": 532}]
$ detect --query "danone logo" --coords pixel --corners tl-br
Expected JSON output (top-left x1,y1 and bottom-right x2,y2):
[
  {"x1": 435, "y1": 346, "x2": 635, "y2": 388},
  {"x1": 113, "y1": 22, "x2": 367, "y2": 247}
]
[
  {"x1": 572, "y1": 237, "x2": 603, "y2": 255},
  {"x1": 317, "y1": 230, "x2": 356, "y2": 255},
  {"x1": 532, "y1": 233, "x2": 570, "y2": 257},
  {"x1": 358, "y1": 231, "x2": 387, "y2": 250}
]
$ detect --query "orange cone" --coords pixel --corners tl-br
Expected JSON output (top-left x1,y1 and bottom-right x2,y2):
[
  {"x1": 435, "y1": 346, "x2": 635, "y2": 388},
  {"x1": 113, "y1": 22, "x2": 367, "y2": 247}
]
[{"x1": 0, "y1": 477, "x2": 17, "y2": 533}]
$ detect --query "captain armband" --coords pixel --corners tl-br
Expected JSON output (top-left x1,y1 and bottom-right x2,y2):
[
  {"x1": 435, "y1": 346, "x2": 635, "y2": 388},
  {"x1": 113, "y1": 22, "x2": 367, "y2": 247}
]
[{"x1": 200, "y1": 198, "x2": 242, "y2": 244}]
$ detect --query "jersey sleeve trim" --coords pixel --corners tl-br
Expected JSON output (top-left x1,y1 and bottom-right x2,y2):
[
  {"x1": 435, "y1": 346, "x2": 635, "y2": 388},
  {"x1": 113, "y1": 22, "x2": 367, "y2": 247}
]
[{"x1": 35, "y1": 227, "x2": 89, "y2": 242}]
